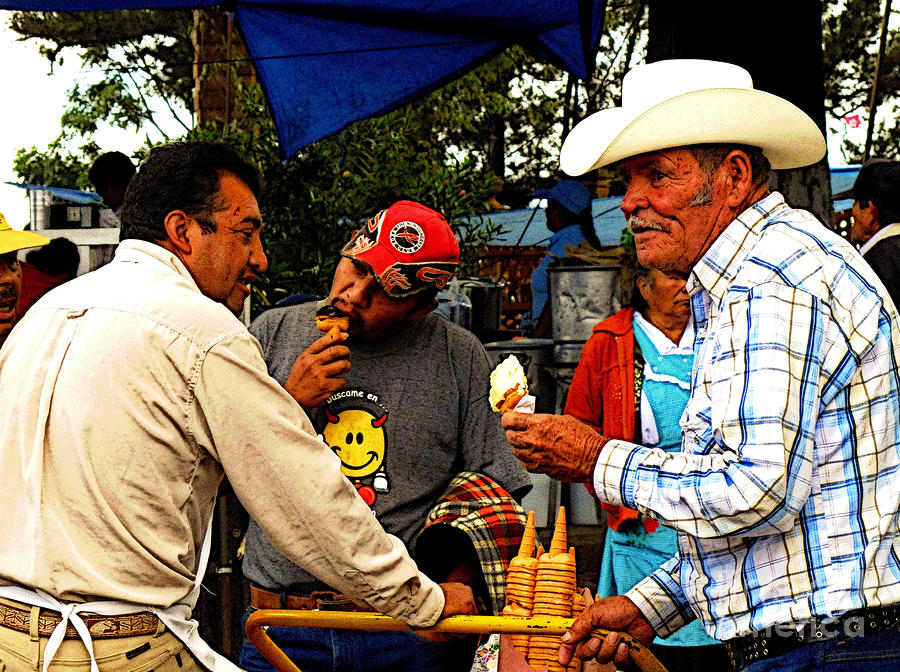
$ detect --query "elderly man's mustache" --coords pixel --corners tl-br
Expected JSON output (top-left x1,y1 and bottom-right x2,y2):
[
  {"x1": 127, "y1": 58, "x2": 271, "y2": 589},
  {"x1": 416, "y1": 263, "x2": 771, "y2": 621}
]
[{"x1": 627, "y1": 215, "x2": 668, "y2": 233}]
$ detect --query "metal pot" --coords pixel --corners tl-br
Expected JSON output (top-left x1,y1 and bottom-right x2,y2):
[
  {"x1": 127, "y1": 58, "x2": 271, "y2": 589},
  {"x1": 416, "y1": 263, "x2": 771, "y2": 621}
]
[
  {"x1": 458, "y1": 277, "x2": 505, "y2": 337},
  {"x1": 548, "y1": 264, "x2": 621, "y2": 363}
]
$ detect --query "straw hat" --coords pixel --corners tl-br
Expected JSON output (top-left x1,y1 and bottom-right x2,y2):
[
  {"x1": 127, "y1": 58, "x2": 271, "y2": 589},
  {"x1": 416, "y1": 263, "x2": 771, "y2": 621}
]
[
  {"x1": 0, "y1": 212, "x2": 49, "y2": 256},
  {"x1": 560, "y1": 59, "x2": 826, "y2": 175}
]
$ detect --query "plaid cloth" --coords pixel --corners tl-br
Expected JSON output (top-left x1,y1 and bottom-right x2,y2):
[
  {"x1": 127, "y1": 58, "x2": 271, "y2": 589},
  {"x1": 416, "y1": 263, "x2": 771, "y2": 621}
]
[{"x1": 415, "y1": 472, "x2": 527, "y2": 615}]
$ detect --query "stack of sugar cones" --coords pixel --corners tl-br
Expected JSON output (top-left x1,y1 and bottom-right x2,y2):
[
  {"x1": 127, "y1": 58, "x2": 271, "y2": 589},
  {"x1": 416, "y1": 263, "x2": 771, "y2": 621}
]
[
  {"x1": 502, "y1": 510, "x2": 539, "y2": 655},
  {"x1": 526, "y1": 507, "x2": 577, "y2": 672}
]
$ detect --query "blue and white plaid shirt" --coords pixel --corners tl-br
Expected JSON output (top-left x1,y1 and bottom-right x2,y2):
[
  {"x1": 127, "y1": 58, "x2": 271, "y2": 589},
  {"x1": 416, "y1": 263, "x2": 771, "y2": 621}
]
[{"x1": 593, "y1": 192, "x2": 900, "y2": 641}]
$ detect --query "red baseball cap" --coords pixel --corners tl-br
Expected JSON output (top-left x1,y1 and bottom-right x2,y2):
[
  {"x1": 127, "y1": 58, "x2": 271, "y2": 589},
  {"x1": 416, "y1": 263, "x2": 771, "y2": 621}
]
[{"x1": 341, "y1": 200, "x2": 460, "y2": 297}]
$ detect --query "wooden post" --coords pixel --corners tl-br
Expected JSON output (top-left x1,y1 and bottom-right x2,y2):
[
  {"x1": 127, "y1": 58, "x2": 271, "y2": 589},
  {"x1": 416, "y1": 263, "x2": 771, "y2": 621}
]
[{"x1": 864, "y1": 0, "x2": 892, "y2": 160}]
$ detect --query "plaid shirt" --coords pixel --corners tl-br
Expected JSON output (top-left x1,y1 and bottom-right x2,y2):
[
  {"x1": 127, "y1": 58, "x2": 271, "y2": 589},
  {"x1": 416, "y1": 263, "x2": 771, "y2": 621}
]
[
  {"x1": 593, "y1": 192, "x2": 900, "y2": 641},
  {"x1": 416, "y1": 472, "x2": 527, "y2": 615}
]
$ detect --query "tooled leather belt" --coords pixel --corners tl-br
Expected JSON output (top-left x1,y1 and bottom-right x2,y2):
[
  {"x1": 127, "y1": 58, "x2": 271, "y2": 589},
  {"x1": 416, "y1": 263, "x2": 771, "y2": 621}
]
[{"x1": 0, "y1": 600, "x2": 160, "y2": 639}]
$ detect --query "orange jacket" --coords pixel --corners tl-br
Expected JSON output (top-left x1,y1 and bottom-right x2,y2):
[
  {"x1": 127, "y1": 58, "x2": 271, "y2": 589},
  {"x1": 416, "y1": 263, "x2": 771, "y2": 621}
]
[{"x1": 565, "y1": 307, "x2": 658, "y2": 533}]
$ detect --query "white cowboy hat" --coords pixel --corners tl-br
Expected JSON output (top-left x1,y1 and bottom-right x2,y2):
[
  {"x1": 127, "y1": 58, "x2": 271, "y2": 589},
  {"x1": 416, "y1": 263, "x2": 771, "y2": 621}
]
[{"x1": 560, "y1": 59, "x2": 827, "y2": 175}]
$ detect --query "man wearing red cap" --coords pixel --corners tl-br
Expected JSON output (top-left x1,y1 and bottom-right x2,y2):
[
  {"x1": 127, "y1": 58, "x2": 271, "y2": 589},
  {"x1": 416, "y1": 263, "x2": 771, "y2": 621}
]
[{"x1": 239, "y1": 200, "x2": 532, "y2": 672}]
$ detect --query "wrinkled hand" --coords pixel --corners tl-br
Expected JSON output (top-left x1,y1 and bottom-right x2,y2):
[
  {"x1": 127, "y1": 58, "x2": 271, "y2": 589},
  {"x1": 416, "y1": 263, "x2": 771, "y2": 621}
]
[
  {"x1": 558, "y1": 595, "x2": 656, "y2": 668},
  {"x1": 415, "y1": 582, "x2": 478, "y2": 643},
  {"x1": 283, "y1": 330, "x2": 351, "y2": 408},
  {"x1": 501, "y1": 413, "x2": 608, "y2": 482}
]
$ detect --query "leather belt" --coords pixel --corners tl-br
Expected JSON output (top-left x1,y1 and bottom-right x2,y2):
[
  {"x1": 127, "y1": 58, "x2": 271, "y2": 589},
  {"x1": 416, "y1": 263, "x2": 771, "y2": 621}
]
[
  {"x1": 725, "y1": 604, "x2": 900, "y2": 671},
  {"x1": 250, "y1": 584, "x2": 374, "y2": 612},
  {"x1": 0, "y1": 600, "x2": 160, "y2": 639}
]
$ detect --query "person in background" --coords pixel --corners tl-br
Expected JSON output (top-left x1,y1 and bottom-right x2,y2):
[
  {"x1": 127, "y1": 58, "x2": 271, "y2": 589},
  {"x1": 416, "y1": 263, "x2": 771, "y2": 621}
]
[
  {"x1": 0, "y1": 211, "x2": 48, "y2": 349},
  {"x1": 89, "y1": 150, "x2": 136, "y2": 226},
  {"x1": 833, "y1": 158, "x2": 900, "y2": 309},
  {"x1": 0, "y1": 142, "x2": 475, "y2": 672},
  {"x1": 239, "y1": 200, "x2": 532, "y2": 672},
  {"x1": 564, "y1": 256, "x2": 730, "y2": 671},
  {"x1": 90, "y1": 150, "x2": 137, "y2": 267},
  {"x1": 520, "y1": 179, "x2": 602, "y2": 337},
  {"x1": 502, "y1": 59, "x2": 900, "y2": 672},
  {"x1": 17, "y1": 236, "x2": 80, "y2": 317}
]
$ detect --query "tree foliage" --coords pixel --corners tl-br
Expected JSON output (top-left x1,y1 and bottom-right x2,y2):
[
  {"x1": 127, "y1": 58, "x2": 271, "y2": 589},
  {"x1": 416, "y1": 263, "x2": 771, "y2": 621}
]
[
  {"x1": 10, "y1": 0, "x2": 895, "y2": 315},
  {"x1": 823, "y1": 0, "x2": 900, "y2": 161}
]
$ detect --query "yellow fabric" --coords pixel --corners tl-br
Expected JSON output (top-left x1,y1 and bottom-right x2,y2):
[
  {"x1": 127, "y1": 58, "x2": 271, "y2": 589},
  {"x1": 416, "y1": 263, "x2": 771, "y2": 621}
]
[{"x1": 0, "y1": 212, "x2": 49, "y2": 256}]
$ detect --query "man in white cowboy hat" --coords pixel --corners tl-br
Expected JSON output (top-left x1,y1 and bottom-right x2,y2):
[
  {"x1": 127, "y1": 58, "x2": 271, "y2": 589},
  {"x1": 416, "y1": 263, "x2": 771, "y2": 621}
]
[
  {"x1": 0, "y1": 212, "x2": 48, "y2": 349},
  {"x1": 502, "y1": 59, "x2": 900, "y2": 671}
]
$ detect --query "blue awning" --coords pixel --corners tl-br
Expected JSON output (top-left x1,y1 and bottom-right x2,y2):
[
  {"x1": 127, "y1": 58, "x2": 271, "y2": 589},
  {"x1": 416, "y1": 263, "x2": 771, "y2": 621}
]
[
  {"x1": 1, "y1": 1, "x2": 608, "y2": 160},
  {"x1": 6, "y1": 182, "x2": 103, "y2": 205}
]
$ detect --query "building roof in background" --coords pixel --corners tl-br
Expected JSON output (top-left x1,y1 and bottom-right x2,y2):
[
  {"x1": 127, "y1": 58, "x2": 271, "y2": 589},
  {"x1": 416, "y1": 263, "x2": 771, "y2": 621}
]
[{"x1": 478, "y1": 166, "x2": 862, "y2": 247}]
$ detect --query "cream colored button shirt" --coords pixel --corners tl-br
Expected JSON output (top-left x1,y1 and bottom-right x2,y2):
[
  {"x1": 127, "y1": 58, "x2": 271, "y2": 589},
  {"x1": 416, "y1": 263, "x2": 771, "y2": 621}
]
[{"x1": 0, "y1": 240, "x2": 443, "y2": 626}]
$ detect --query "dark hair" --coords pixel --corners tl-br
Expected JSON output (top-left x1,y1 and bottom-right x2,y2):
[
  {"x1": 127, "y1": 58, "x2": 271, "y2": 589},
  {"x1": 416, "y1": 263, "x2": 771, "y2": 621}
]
[
  {"x1": 623, "y1": 260, "x2": 653, "y2": 312},
  {"x1": 25, "y1": 237, "x2": 80, "y2": 278},
  {"x1": 689, "y1": 144, "x2": 771, "y2": 196},
  {"x1": 120, "y1": 141, "x2": 262, "y2": 243},
  {"x1": 88, "y1": 151, "x2": 136, "y2": 189}
]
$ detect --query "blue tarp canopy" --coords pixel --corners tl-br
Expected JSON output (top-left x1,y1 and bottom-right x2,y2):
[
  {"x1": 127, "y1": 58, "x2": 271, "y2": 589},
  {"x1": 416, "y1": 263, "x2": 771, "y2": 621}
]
[
  {"x1": 0, "y1": 1, "x2": 608, "y2": 159},
  {"x1": 6, "y1": 182, "x2": 103, "y2": 205}
]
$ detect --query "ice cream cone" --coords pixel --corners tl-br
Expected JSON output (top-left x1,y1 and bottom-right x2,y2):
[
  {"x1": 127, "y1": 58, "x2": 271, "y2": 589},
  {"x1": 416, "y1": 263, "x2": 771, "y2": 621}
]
[
  {"x1": 518, "y1": 510, "x2": 536, "y2": 559},
  {"x1": 549, "y1": 506, "x2": 567, "y2": 556}
]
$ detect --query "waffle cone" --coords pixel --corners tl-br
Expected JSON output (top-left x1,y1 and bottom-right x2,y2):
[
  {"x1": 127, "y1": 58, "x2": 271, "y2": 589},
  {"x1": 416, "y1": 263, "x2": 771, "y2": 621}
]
[
  {"x1": 549, "y1": 506, "x2": 567, "y2": 556},
  {"x1": 518, "y1": 510, "x2": 536, "y2": 559}
]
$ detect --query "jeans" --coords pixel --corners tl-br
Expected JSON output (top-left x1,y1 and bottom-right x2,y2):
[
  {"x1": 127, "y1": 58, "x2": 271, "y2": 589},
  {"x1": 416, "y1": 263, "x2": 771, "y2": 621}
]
[
  {"x1": 742, "y1": 626, "x2": 900, "y2": 671},
  {"x1": 239, "y1": 609, "x2": 478, "y2": 672}
]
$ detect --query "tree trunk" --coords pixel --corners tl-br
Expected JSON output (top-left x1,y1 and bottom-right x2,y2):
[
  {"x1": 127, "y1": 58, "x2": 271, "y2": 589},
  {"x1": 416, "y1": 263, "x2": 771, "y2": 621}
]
[{"x1": 647, "y1": 0, "x2": 835, "y2": 228}]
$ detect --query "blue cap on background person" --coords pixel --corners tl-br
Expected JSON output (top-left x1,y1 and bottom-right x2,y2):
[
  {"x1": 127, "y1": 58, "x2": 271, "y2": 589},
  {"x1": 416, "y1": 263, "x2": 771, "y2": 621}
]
[{"x1": 535, "y1": 180, "x2": 591, "y2": 216}]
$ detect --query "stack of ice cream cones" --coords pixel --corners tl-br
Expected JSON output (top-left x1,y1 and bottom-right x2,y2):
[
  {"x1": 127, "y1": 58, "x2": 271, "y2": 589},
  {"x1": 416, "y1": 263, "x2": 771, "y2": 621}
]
[
  {"x1": 502, "y1": 510, "x2": 539, "y2": 655},
  {"x1": 526, "y1": 507, "x2": 577, "y2": 672}
]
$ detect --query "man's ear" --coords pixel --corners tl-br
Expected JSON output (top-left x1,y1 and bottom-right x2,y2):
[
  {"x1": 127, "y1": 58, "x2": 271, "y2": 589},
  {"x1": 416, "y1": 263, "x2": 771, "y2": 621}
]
[
  {"x1": 411, "y1": 298, "x2": 438, "y2": 321},
  {"x1": 723, "y1": 150, "x2": 754, "y2": 207},
  {"x1": 163, "y1": 211, "x2": 193, "y2": 255},
  {"x1": 635, "y1": 275, "x2": 651, "y2": 304}
]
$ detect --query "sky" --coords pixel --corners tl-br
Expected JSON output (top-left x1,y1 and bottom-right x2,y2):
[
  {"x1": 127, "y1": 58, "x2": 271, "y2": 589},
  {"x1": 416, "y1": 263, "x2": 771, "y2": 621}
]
[
  {"x1": 0, "y1": 15, "x2": 187, "y2": 230},
  {"x1": 0, "y1": 12, "x2": 872, "y2": 233}
]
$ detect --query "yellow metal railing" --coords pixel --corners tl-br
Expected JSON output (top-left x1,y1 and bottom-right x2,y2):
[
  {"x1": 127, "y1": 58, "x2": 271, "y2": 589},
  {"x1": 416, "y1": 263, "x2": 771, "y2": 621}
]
[{"x1": 244, "y1": 610, "x2": 668, "y2": 672}]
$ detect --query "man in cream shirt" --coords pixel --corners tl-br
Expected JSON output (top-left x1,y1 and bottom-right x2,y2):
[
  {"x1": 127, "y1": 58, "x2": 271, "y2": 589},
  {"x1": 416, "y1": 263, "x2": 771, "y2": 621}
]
[{"x1": 0, "y1": 141, "x2": 474, "y2": 672}]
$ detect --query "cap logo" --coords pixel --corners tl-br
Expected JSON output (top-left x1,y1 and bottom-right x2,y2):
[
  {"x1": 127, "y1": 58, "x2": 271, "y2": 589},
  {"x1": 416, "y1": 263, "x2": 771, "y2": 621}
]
[
  {"x1": 416, "y1": 267, "x2": 452, "y2": 290},
  {"x1": 367, "y1": 210, "x2": 384, "y2": 233},
  {"x1": 380, "y1": 267, "x2": 413, "y2": 293},
  {"x1": 345, "y1": 235, "x2": 377, "y2": 256},
  {"x1": 388, "y1": 221, "x2": 424, "y2": 254}
]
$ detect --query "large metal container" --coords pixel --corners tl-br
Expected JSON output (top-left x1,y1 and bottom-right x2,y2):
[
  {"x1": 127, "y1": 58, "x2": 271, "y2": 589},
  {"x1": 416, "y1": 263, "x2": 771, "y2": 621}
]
[
  {"x1": 548, "y1": 264, "x2": 621, "y2": 364},
  {"x1": 458, "y1": 277, "x2": 504, "y2": 337}
]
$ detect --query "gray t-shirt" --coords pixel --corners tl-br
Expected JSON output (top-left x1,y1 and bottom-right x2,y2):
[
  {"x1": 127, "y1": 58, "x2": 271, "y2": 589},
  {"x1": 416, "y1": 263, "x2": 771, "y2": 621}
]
[{"x1": 242, "y1": 301, "x2": 532, "y2": 590}]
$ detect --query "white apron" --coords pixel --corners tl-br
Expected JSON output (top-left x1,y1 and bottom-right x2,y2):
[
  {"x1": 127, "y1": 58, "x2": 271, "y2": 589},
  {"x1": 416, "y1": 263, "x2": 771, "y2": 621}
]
[{"x1": 0, "y1": 518, "x2": 242, "y2": 672}]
